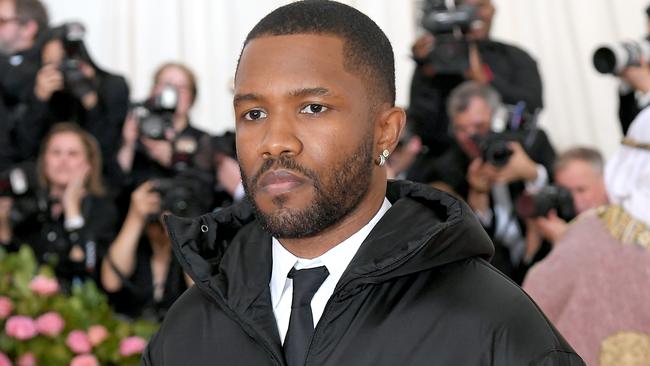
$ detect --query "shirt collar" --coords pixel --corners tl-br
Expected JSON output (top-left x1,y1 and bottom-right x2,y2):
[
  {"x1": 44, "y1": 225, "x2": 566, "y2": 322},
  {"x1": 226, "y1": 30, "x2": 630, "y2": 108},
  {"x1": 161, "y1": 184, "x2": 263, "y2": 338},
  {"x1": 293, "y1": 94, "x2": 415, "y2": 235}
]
[{"x1": 270, "y1": 198, "x2": 392, "y2": 309}]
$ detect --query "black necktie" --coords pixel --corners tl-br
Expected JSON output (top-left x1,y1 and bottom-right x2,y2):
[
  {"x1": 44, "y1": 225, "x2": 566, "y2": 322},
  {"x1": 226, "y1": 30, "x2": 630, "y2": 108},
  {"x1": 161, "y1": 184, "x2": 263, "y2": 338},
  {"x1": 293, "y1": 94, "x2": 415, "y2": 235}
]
[{"x1": 284, "y1": 266, "x2": 329, "y2": 366}]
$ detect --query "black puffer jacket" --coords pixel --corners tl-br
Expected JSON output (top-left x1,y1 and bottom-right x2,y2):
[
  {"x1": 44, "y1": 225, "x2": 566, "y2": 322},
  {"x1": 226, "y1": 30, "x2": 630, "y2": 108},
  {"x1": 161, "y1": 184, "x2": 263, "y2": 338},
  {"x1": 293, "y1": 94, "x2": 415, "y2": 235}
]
[{"x1": 143, "y1": 180, "x2": 584, "y2": 365}]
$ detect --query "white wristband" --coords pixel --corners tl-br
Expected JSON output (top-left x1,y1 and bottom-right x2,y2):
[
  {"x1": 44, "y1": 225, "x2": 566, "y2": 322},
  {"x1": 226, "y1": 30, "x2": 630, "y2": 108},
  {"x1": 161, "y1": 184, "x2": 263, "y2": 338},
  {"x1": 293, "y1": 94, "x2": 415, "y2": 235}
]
[{"x1": 64, "y1": 216, "x2": 85, "y2": 231}]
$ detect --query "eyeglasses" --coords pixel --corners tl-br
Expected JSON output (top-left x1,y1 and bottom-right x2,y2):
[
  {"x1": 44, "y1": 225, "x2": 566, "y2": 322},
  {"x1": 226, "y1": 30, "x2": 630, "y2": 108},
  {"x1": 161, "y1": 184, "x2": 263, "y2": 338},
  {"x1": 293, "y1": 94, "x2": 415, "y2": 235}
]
[{"x1": 0, "y1": 17, "x2": 19, "y2": 26}]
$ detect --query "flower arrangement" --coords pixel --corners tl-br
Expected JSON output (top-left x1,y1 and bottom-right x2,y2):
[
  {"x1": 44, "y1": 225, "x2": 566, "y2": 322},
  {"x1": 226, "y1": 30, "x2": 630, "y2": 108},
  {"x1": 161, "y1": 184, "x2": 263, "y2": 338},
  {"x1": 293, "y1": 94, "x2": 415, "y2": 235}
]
[{"x1": 0, "y1": 246, "x2": 159, "y2": 366}]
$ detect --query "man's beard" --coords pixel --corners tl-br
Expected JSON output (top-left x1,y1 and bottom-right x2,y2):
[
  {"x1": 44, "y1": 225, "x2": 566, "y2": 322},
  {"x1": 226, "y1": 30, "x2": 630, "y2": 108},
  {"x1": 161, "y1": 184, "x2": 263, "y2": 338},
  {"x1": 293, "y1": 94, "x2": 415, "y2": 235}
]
[{"x1": 240, "y1": 135, "x2": 375, "y2": 239}]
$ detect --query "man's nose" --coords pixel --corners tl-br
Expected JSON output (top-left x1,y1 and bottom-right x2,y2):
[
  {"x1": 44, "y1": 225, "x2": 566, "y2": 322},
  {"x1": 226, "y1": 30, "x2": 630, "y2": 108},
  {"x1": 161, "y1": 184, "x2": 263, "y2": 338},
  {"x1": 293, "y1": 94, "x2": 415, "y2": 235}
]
[{"x1": 258, "y1": 114, "x2": 303, "y2": 160}]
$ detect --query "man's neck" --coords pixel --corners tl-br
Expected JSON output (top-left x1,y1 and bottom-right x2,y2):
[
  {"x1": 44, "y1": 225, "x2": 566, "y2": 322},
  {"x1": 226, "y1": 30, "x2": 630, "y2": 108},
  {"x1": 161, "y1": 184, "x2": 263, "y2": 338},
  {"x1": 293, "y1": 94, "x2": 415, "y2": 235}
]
[{"x1": 277, "y1": 189, "x2": 385, "y2": 259}]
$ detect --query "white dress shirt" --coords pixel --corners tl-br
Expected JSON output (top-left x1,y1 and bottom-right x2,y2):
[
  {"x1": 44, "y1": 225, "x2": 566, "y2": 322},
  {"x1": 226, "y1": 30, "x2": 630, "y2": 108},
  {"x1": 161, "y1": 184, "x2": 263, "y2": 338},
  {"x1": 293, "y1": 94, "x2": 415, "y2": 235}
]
[
  {"x1": 474, "y1": 164, "x2": 548, "y2": 265},
  {"x1": 270, "y1": 198, "x2": 391, "y2": 344}
]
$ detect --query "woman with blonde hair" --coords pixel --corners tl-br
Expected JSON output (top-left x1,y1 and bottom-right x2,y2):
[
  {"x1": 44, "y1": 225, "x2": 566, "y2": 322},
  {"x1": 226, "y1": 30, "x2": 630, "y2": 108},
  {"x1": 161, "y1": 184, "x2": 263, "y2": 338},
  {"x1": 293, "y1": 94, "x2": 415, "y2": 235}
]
[{"x1": 0, "y1": 123, "x2": 118, "y2": 291}]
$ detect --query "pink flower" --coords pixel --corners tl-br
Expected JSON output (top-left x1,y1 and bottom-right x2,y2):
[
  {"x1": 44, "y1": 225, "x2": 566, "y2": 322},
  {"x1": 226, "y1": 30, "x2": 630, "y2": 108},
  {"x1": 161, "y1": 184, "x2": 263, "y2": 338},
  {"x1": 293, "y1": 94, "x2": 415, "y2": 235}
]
[
  {"x1": 69, "y1": 354, "x2": 98, "y2": 366},
  {"x1": 5, "y1": 315, "x2": 37, "y2": 340},
  {"x1": 87, "y1": 325, "x2": 108, "y2": 346},
  {"x1": 66, "y1": 330, "x2": 92, "y2": 354},
  {"x1": 0, "y1": 296, "x2": 13, "y2": 319},
  {"x1": 119, "y1": 336, "x2": 148, "y2": 357},
  {"x1": 36, "y1": 312, "x2": 65, "y2": 337},
  {"x1": 29, "y1": 275, "x2": 59, "y2": 296},
  {"x1": 17, "y1": 352, "x2": 35, "y2": 366},
  {"x1": 0, "y1": 351, "x2": 12, "y2": 366}
]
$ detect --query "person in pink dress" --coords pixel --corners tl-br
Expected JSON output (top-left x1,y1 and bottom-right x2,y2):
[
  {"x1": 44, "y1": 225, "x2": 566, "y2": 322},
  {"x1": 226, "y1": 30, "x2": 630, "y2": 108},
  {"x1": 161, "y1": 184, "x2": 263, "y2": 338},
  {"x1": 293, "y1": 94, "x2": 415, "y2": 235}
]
[{"x1": 523, "y1": 108, "x2": 650, "y2": 366}]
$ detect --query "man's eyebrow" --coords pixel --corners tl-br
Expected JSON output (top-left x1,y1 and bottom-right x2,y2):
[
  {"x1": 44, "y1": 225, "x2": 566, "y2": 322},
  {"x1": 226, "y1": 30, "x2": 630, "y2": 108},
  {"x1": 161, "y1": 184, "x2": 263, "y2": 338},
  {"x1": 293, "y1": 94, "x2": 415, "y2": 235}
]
[
  {"x1": 234, "y1": 87, "x2": 335, "y2": 106},
  {"x1": 289, "y1": 87, "x2": 332, "y2": 98},
  {"x1": 233, "y1": 93, "x2": 263, "y2": 106}
]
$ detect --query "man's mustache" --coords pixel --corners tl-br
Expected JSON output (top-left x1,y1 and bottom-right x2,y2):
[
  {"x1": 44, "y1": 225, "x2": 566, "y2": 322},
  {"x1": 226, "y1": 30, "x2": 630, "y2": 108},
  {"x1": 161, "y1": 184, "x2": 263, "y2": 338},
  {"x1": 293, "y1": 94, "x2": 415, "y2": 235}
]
[{"x1": 250, "y1": 156, "x2": 319, "y2": 190}]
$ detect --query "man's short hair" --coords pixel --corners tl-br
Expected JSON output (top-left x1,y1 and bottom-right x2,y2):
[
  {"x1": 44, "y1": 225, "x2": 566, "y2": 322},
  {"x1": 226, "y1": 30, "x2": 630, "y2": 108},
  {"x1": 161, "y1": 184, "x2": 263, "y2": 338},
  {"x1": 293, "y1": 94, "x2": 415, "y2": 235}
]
[
  {"x1": 239, "y1": 0, "x2": 395, "y2": 106},
  {"x1": 14, "y1": 0, "x2": 48, "y2": 37},
  {"x1": 447, "y1": 81, "x2": 501, "y2": 120},
  {"x1": 554, "y1": 147, "x2": 604, "y2": 175}
]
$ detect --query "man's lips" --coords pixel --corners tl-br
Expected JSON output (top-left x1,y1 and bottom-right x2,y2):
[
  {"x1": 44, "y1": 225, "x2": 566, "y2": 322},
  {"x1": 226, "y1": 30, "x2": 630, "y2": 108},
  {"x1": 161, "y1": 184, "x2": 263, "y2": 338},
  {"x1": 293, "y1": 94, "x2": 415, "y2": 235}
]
[{"x1": 257, "y1": 169, "x2": 308, "y2": 195}]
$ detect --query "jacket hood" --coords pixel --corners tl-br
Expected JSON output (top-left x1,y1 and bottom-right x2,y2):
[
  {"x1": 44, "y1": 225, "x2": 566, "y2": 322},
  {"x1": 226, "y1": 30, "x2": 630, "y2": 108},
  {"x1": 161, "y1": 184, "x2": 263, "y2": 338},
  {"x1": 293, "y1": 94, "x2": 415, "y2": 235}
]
[{"x1": 165, "y1": 180, "x2": 494, "y2": 305}]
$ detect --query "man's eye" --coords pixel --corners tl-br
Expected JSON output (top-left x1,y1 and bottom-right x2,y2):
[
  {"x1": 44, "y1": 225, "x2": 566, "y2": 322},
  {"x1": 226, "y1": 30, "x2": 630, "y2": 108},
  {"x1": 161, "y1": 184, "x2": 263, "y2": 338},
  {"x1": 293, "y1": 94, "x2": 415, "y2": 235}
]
[
  {"x1": 300, "y1": 104, "x2": 328, "y2": 114},
  {"x1": 243, "y1": 109, "x2": 267, "y2": 121}
]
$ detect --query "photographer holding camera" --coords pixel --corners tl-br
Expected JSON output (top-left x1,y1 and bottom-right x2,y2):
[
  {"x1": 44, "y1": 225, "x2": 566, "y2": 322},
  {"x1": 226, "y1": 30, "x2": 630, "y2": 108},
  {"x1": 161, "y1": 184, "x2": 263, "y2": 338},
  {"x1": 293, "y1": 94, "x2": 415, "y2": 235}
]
[
  {"x1": 428, "y1": 81, "x2": 555, "y2": 282},
  {"x1": 19, "y1": 22, "x2": 129, "y2": 187},
  {"x1": 526, "y1": 147, "x2": 609, "y2": 245},
  {"x1": 117, "y1": 63, "x2": 211, "y2": 186},
  {"x1": 597, "y1": 4, "x2": 650, "y2": 134},
  {"x1": 617, "y1": 60, "x2": 650, "y2": 134},
  {"x1": 101, "y1": 180, "x2": 191, "y2": 321},
  {"x1": 0, "y1": 123, "x2": 118, "y2": 291},
  {"x1": 409, "y1": 0, "x2": 543, "y2": 159},
  {"x1": 210, "y1": 131, "x2": 246, "y2": 209},
  {"x1": 523, "y1": 110, "x2": 650, "y2": 366},
  {"x1": 0, "y1": 0, "x2": 49, "y2": 168}
]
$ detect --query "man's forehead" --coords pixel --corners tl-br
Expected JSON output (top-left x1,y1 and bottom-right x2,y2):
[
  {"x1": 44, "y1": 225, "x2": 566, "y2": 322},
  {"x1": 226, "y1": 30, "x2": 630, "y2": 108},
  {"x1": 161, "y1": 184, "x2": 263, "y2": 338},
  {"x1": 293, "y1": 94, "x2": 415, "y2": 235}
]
[
  {"x1": 236, "y1": 34, "x2": 345, "y2": 74},
  {"x1": 465, "y1": 96, "x2": 492, "y2": 114},
  {"x1": 234, "y1": 34, "x2": 356, "y2": 94},
  {"x1": 241, "y1": 33, "x2": 345, "y2": 54},
  {"x1": 456, "y1": 100, "x2": 492, "y2": 125}
]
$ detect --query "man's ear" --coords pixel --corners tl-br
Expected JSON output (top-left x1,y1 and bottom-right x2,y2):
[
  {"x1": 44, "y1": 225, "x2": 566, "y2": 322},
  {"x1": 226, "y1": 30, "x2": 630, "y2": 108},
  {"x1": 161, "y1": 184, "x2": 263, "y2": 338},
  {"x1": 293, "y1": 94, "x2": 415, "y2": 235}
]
[{"x1": 375, "y1": 105, "x2": 406, "y2": 155}]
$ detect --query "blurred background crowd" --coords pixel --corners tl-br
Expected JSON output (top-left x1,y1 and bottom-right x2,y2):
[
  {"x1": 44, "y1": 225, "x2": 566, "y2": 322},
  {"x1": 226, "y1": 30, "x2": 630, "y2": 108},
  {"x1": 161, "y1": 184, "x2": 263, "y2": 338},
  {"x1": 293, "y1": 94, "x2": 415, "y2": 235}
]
[
  {"x1": 1, "y1": 0, "x2": 649, "y2": 364},
  {"x1": 0, "y1": 0, "x2": 244, "y2": 324}
]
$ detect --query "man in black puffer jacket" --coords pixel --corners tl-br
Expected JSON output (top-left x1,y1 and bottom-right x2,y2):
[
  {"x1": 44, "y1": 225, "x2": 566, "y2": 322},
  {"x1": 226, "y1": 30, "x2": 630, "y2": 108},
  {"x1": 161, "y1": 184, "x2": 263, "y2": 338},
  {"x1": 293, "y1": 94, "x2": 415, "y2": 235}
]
[{"x1": 143, "y1": 1, "x2": 584, "y2": 365}]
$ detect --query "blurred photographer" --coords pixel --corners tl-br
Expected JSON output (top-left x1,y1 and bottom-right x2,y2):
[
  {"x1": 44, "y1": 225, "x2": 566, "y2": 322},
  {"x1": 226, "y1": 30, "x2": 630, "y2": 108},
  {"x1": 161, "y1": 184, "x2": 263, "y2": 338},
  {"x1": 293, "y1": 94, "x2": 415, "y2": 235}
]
[
  {"x1": 523, "y1": 108, "x2": 650, "y2": 366},
  {"x1": 617, "y1": 59, "x2": 650, "y2": 134},
  {"x1": 0, "y1": 0, "x2": 46, "y2": 57},
  {"x1": 386, "y1": 119, "x2": 423, "y2": 180},
  {"x1": 595, "y1": 4, "x2": 650, "y2": 134},
  {"x1": 0, "y1": 123, "x2": 118, "y2": 291},
  {"x1": 101, "y1": 181, "x2": 191, "y2": 321},
  {"x1": 117, "y1": 62, "x2": 212, "y2": 191},
  {"x1": 21, "y1": 22, "x2": 129, "y2": 186},
  {"x1": 211, "y1": 131, "x2": 245, "y2": 208},
  {"x1": 0, "y1": 0, "x2": 49, "y2": 169},
  {"x1": 409, "y1": 0, "x2": 543, "y2": 159},
  {"x1": 528, "y1": 147, "x2": 609, "y2": 244},
  {"x1": 429, "y1": 81, "x2": 555, "y2": 282}
]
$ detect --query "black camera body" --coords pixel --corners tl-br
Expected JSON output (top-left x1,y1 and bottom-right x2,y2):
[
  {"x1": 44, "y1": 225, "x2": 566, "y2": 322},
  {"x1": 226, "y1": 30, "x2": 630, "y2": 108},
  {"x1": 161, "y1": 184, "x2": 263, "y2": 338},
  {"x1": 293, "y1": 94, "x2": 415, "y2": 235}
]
[
  {"x1": 0, "y1": 164, "x2": 35, "y2": 197},
  {"x1": 211, "y1": 131, "x2": 237, "y2": 159},
  {"x1": 58, "y1": 58, "x2": 93, "y2": 99},
  {"x1": 0, "y1": 163, "x2": 48, "y2": 226},
  {"x1": 516, "y1": 185, "x2": 576, "y2": 221},
  {"x1": 57, "y1": 22, "x2": 94, "y2": 99},
  {"x1": 470, "y1": 103, "x2": 540, "y2": 167},
  {"x1": 133, "y1": 86, "x2": 179, "y2": 140},
  {"x1": 471, "y1": 131, "x2": 516, "y2": 167},
  {"x1": 152, "y1": 169, "x2": 214, "y2": 218},
  {"x1": 421, "y1": 0, "x2": 477, "y2": 74}
]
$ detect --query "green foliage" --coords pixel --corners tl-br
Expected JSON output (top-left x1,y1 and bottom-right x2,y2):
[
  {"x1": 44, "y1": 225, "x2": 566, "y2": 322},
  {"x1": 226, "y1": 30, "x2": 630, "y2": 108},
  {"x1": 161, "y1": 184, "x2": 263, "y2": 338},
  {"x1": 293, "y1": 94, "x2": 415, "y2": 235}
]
[{"x1": 0, "y1": 246, "x2": 159, "y2": 365}]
